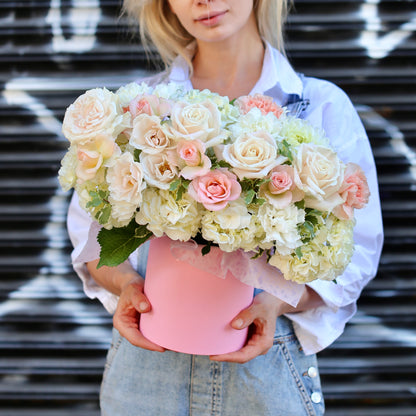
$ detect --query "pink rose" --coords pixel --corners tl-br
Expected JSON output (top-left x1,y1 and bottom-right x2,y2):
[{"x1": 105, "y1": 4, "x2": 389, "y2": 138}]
[
  {"x1": 129, "y1": 94, "x2": 172, "y2": 118},
  {"x1": 235, "y1": 94, "x2": 284, "y2": 118},
  {"x1": 259, "y1": 165, "x2": 304, "y2": 209},
  {"x1": 176, "y1": 140, "x2": 211, "y2": 179},
  {"x1": 333, "y1": 163, "x2": 370, "y2": 220},
  {"x1": 188, "y1": 168, "x2": 241, "y2": 211}
]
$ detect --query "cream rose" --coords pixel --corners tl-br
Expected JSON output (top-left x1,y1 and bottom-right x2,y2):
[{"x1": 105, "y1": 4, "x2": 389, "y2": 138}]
[
  {"x1": 140, "y1": 151, "x2": 179, "y2": 190},
  {"x1": 75, "y1": 133, "x2": 119, "y2": 183},
  {"x1": 62, "y1": 88, "x2": 130, "y2": 145},
  {"x1": 221, "y1": 131, "x2": 286, "y2": 180},
  {"x1": 107, "y1": 152, "x2": 145, "y2": 206},
  {"x1": 294, "y1": 143, "x2": 345, "y2": 212},
  {"x1": 168, "y1": 100, "x2": 225, "y2": 147},
  {"x1": 130, "y1": 114, "x2": 172, "y2": 154}
]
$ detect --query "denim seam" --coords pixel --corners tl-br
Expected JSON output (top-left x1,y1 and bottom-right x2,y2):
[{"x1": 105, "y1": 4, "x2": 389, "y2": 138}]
[
  {"x1": 100, "y1": 334, "x2": 123, "y2": 399},
  {"x1": 280, "y1": 342, "x2": 316, "y2": 416},
  {"x1": 189, "y1": 355, "x2": 195, "y2": 416},
  {"x1": 211, "y1": 361, "x2": 222, "y2": 416}
]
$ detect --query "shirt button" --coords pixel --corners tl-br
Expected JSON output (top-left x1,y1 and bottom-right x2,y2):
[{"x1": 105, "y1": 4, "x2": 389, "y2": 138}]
[
  {"x1": 311, "y1": 392, "x2": 322, "y2": 404},
  {"x1": 308, "y1": 366, "x2": 318, "y2": 378}
]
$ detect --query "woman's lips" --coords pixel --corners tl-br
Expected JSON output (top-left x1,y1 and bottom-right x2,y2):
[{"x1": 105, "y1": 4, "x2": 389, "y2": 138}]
[{"x1": 196, "y1": 11, "x2": 227, "y2": 26}]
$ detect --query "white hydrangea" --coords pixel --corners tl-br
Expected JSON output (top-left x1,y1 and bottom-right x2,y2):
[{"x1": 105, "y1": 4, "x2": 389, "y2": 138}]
[
  {"x1": 136, "y1": 188, "x2": 202, "y2": 241},
  {"x1": 229, "y1": 108, "x2": 283, "y2": 138},
  {"x1": 258, "y1": 203, "x2": 304, "y2": 255},
  {"x1": 58, "y1": 145, "x2": 78, "y2": 192}
]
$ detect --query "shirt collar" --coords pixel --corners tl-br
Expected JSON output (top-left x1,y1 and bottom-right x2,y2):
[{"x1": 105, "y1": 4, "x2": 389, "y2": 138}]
[{"x1": 168, "y1": 41, "x2": 303, "y2": 104}]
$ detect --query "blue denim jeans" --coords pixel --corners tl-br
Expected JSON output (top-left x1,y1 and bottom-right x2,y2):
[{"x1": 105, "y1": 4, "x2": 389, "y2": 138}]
[{"x1": 100, "y1": 315, "x2": 325, "y2": 416}]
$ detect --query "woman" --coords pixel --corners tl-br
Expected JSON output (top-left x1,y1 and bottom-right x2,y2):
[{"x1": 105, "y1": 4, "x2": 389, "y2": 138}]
[{"x1": 67, "y1": 0, "x2": 383, "y2": 414}]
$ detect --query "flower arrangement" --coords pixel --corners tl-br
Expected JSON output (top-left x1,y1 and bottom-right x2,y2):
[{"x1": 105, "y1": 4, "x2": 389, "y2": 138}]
[{"x1": 59, "y1": 82, "x2": 370, "y2": 284}]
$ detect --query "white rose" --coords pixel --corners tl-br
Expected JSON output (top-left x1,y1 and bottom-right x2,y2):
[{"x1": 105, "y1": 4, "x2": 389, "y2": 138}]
[
  {"x1": 258, "y1": 203, "x2": 304, "y2": 255},
  {"x1": 63, "y1": 88, "x2": 131, "y2": 145},
  {"x1": 221, "y1": 131, "x2": 286, "y2": 180},
  {"x1": 75, "y1": 133, "x2": 120, "y2": 183},
  {"x1": 168, "y1": 100, "x2": 226, "y2": 147},
  {"x1": 140, "y1": 151, "x2": 178, "y2": 189},
  {"x1": 107, "y1": 152, "x2": 145, "y2": 206},
  {"x1": 136, "y1": 188, "x2": 201, "y2": 241},
  {"x1": 130, "y1": 114, "x2": 172, "y2": 154},
  {"x1": 294, "y1": 143, "x2": 345, "y2": 212}
]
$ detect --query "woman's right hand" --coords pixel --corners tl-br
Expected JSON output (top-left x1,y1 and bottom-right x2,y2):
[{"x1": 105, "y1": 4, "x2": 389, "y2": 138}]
[{"x1": 113, "y1": 276, "x2": 165, "y2": 352}]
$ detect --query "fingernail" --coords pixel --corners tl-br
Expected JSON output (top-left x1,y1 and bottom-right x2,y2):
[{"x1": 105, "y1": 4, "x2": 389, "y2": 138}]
[
  {"x1": 139, "y1": 301, "x2": 149, "y2": 311},
  {"x1": 233, "y1": 318, "x2": 244, "y2": 329}
]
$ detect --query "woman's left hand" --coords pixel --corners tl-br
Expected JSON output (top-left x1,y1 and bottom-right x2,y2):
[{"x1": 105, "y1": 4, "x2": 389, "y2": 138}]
[
  {"x1": 209, "y1": 291, "x2": 283, "y2": 364},
  {"x1": 210, "y1": 286, "x2": 322, "y2": 364}
]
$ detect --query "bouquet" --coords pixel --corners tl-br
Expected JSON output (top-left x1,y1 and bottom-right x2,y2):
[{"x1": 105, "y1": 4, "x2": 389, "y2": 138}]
[{"x1": 59, "y1": 82, "x2": 370, "y2": 285}]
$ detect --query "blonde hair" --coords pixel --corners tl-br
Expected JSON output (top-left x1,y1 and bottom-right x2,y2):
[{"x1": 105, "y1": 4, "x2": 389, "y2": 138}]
[{"x1": 122, "y1": 0, "x2": 291, "y2": 71}]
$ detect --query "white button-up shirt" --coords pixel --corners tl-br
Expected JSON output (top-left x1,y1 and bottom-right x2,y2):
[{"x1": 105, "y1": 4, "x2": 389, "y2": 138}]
[{"x1": 67, "y1": 43, "x2": 384, "y2": 355}]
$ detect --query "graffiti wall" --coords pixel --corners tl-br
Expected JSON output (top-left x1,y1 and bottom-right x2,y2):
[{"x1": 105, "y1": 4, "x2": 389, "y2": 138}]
[{"x1": 0, "y1": 0, "x2": 415, "y2": 414}]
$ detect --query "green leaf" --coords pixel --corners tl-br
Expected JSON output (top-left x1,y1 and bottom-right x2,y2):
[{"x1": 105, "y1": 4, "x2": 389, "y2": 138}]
[
  {"x1": 295, "y1": 247, "x2": 303, "y2": 258},
  {"x1": 201, "y1": 243, "x2": 212, "y2": 256},
  {"x1": 133, "y1": 149, "x2": 142, "y2": 162},
  {"x1": 230, "y1": 98, "x2": 237, "y2": 105},
  {"x1": 176, "y1": 185, "x2": 184, "y2": 201},
  {"x1": 97, "y1": 221, "x2": 152, "y2": 268},
  {"x1": 169, "y1": 179, "x2": 181, "y2": 192},
  {"x1": 332, "y1": 279, "x2": 338, "y2": 285},
  {"x1": 253, "y1": 197, "x2": 266, "y2": 205},
  {"x1": 98, "y1": 205, "x2": 112, "y2": 224},
  {"x1": 251, "y1": 248, "x2": 264, "y2": 260},
  {"x1": 218, "y1": 160, "x2": 232, "y2": 168},
  {"x1": 244, "y1": 189, "x2": 256, "y2": 205},
  {"x1": 295, "y1": 200, "x2": 305, "y2": 210},
  {"x1": 277, "y1": 140, "x2": 293, "y2": 162}
]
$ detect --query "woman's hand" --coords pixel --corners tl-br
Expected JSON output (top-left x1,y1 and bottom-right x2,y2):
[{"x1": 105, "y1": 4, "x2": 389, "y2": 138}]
[
  {"x1": 210, "y1": 286, "x2": 323, "y2": 364},
  {"x1": 113, "y1": 276, "x2": 165, "y2": 352},
  {"x1": 209, "y1": 291, "x2": 281, "y2": 364},
  {"x1": 86, "y1": 259, "x2": 165, "y2": 352}
]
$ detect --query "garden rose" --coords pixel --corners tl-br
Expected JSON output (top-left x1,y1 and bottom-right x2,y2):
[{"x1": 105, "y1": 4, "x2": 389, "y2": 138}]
[
  {"x1": 259, "y1": 165, "x2": 304, "y2": 209},
  {"x1": 129, "y1": 94, "x2": 172, "y2": 118},
  {"x1": 107, "y1": 152, "x2": 145, "y2": 206},
  {"x1": 76, "y1": 133, "x2": 119, "y2": 183},
  {"x1": 333, "y1": 163, "x2": 370, "y2": 220},
  {"x1": 168, "y1": 100, "x2": 225, "y2": 147},
  {"x1": 176, "y1": 139, "x2": 211, "y2": 179},
  {"x1": 62, "y1": 88, "x2": 130, "y2": 145},
  {"x1": 188, "y1": 168, "x2": 241, "y2": 211},
  {"x1": 294, "y1": 143, "x2": 345, "y2": 212},
  {"x1": 221, "y1": 131, "x2": 286, "y2": 179},
  {"x1": 140, "y1": 151, "x2": 179, "y2": 190},
  {"x1": 236, "y1": 94, "x2": 284, "y2": 118},
  {"x1": 130, "y1": 114, "x2": 172, "y2": 154}
]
